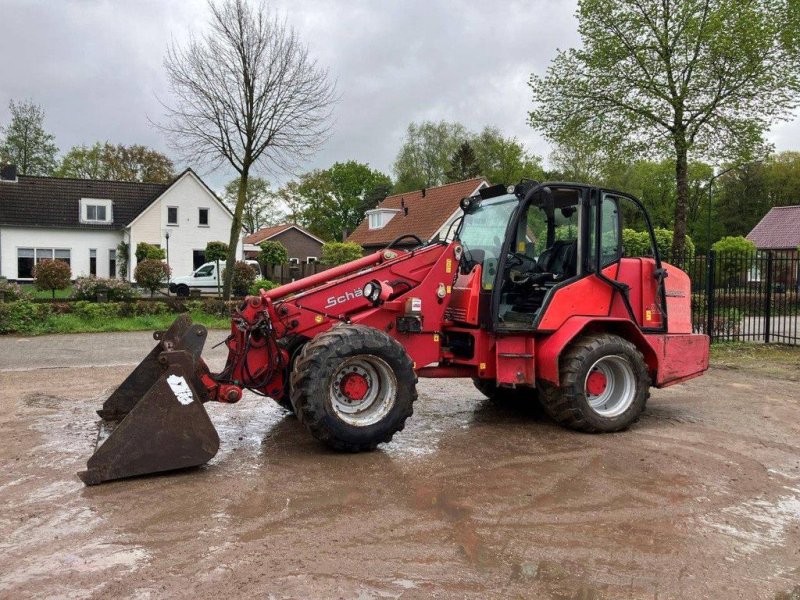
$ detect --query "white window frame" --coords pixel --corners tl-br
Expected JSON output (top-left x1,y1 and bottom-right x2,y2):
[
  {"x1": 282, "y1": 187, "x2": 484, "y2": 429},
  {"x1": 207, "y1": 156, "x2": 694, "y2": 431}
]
[
  {"x1": 80, "y1": 198, "x2": 113, "y2": 224},
  {"x1": 306, "y1": 256, "x2": 318, "y2": 264},
  {"x1": 289, "y1": 257, "x2": 300, "y2": 265},
  {"x1": 366, "y1": 208, "x2": 400, "y2": 230},
  {"x1": 167, "y1": 206, "x2": 179, "y2": 226},
  {"x1": 16, "y1": 247, "x2": 72, "y2": 279},
  {"x1": 198, "y1": 207, "x2": 210, "y2": 227}
]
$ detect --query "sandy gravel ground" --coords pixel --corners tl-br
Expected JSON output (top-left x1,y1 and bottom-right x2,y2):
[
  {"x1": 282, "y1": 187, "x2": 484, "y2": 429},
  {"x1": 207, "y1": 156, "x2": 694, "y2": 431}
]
[{"x1": 0, "y1": 331, "x2": 799, "y2": 599}]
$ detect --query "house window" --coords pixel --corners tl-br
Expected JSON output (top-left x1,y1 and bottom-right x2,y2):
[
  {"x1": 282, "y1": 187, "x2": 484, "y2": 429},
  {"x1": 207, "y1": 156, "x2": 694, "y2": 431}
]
[
  {"x1": 167, "y1": 206, "x2": 178, "y2": 225},
  {"x1": 80, "y1": 198, "x2": 113, "y2": 224},
  {"x1": 198, "y1": 208, "x2": 209, "y2": 226},
  {"x1": 17, "y1": 248, "x2": 71, "y2": 278},
  {"x1": 367, "y1": 209, "x2": 399, "y2": 230},
  {"x1": 193, "y1": 250, "x2": 207, "y2": 270},
  {"x1": 289, "y1": 257, "x2": 300, "y2": 265},
  {"x1": 306, "y1": 256, "x2": 317, "y2": 264},
  {"x1": 89, "y1": 249, "x2": 97, "y2": 276},
  {"x1": 109, "y1": 249, "x2": 117, "y2": 278}
]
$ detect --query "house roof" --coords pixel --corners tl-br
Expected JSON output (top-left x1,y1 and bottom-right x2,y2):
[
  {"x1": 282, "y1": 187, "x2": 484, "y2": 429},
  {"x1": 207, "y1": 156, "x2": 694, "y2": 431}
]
[
  {"x1": 346, "y1": 178, "x2": 487, "y2": 247},
  {"x1": 243, "y1": 223, "x2": 325, "y2": 246},
  {"x1": 746, "y1": 205, "x2": 800, "y2": 249},
  {"x1": 0, "y1": 173, "x2": 170, "y2": 229}
]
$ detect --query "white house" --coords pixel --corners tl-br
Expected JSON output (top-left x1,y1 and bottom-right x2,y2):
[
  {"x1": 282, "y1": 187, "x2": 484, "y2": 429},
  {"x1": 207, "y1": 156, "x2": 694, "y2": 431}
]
[{"x1": 0, "y1": 166, "x2": 242, "y2": 282}]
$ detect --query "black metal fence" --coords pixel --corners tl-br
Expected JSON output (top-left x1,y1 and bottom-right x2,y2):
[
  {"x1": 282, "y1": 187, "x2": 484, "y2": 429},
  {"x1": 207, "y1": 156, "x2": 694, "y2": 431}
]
[{"x1": 673, "y1": 250, "x2": 800, "y2": 345}]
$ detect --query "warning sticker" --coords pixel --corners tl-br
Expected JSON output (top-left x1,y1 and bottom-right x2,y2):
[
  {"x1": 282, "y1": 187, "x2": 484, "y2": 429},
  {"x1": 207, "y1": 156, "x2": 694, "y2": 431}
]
[{"x1": 167, "y1": 374, "x2": 194, "y2": 405}]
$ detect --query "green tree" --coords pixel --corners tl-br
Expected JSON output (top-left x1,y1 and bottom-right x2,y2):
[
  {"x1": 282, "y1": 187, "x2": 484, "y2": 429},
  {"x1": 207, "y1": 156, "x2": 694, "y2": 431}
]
[
  {"x1": 205, "y1": 241, "x2": 229, "y2": 297},
  {"x1": 393, "y1": 120, "x2": 469, "y2": 192},
  {"x1": 223, "y1": 261, "x2": 258, "y2": 296},
  {"x1": 135, "y1": 242, "x2": 166, "y2": 262},
  {"x1": 321, "y1": 241, "x2": 363, "y2": 265},
  {"x1": 472, "y1": 126, "x2": 544, "y2": 185},
  {"x1": 160, "y1": 0, "x2": 337, "y2": 300},
  {"x1": 134, "y1": 259, "x2": 171, "y2": 297},
  {"x1": 711, "y1": 236, "x2": 756, "y2": 254},
  {"x1": 55, "y1": 142, "x2": 175, "y2": 182},
  {"x1": 445, "y1": 141, "x2": 480, "y2": 182},
  {"x1": 258, "y1": 240, "x2": 289, "y2": 267},
  {"x1": 33, "y1": 259, "x2": 71, "y2": 299},
  {"x1": 294, "y1": 161, "x2": 392, "y2": 241},
  {"x1": 530, "y1": 0, "x2": 800, "y2": 260},
  {"x1": 0, "y1": 99, "x2": 58, "y2": 175},
  {"x1": 223, "y1": 177, "x2": 278, "y2": 234}
]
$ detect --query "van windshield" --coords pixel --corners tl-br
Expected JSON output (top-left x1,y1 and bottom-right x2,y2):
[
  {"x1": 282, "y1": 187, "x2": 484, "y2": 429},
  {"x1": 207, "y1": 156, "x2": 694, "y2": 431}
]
[{"x1": 195, "y1": 264, "x2": 215, "y2": 277}]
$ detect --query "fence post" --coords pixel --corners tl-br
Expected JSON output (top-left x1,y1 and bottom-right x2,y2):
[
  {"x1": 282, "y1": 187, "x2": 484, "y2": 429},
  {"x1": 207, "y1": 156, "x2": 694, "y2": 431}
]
[
  {"x1": 764, "y1": 251, "x2": 773, "y2": 343},
  {"x1": 706, "y1": 250, "x2": 716, "y2": 340}
]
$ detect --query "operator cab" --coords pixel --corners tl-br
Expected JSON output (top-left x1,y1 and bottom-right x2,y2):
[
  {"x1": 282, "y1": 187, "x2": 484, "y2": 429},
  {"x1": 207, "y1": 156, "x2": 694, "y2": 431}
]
[{"x1": 456, "y1": 181, "x2": 647, "y2": 331}]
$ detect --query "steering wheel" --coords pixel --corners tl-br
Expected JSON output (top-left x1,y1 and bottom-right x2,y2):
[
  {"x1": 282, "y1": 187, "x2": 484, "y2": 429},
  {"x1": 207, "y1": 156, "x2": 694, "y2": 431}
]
[
  {"x1": 507, "y1": 252, "x2": 542, "y2": 284},
  {"x1": 385, "y1": 234, "x2": 424, "y2": 249}
]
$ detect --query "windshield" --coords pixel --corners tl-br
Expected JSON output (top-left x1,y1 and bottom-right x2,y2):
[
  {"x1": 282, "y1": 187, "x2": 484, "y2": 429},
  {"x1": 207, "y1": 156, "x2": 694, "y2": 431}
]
[
  {"x1": 194, "y1": 264, "x2": 215, "y2": 277},
  {"x1": 458, "y1": 194, "x2": 519, "y2": 289}
]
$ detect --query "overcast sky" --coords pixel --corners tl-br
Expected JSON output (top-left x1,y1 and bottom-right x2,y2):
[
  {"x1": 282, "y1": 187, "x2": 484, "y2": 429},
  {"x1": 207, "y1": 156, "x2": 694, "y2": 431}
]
[{"x1": 1, "y1": 0, "x2": 798, "y2": 190}]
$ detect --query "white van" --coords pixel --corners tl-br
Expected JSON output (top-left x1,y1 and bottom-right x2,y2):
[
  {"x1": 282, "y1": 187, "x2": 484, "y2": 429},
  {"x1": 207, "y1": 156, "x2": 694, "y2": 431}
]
[{"x1": 169, "y1": 260, "x2": 262, "y2": 297}]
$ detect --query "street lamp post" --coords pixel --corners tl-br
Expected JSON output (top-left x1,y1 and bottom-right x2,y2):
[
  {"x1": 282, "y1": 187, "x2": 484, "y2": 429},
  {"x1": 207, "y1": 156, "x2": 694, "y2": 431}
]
[{"x1": 164, "y1": 230, "x2": 171, "y2": 296}]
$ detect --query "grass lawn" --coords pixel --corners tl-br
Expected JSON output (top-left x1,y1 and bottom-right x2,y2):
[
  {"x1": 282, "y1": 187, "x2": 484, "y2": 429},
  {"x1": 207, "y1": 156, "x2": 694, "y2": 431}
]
[
  {"x1": 710, "y1": 342, "x2": 800, "y2": 381},
  {"x1": 20, "y1": 284, "x2": 75, "y2": 299},
  {"x1": 20, "y1": 311, "x2": 231, "y2": 335}
]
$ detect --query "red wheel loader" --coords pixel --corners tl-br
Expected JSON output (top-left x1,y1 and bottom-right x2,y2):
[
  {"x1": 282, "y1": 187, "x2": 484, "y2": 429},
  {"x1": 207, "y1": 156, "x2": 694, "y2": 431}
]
[{"x1": 79, "y1": 181, "x2": 710, "y2": 485}]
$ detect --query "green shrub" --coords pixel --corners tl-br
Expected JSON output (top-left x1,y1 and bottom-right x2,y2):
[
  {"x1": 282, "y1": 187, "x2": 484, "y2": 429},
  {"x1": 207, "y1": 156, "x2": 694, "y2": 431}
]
[
  {"x1": 321, "y1": 242, "x2": 363, "y2": 265},
  {"x1": 622, "y1": 228, "x2": 695, "y2": 261},
  {"x1": 73, "y1": 276, "x2": 136, "y2": 301},
  {"x1": 201, "y1": 298, "x2": 238, "y2": 317},
  {"x1": 134, "y1": 259, "x2": 171, "y2": 297},
  {"x1": 0, "y1": 301, "x2": 38, "y2": 333},
  {"x1": 259, "y1": 240, "x2": 289, "y2": 267},
  {"x1": 223, "y1": 261, "x2": 258, "y2": 296},
  {"x1": 33, "y1": 259, "x2": 72, "y2": 299},
  {"x1": 711, "y1": 236, "x2": 756, "y2": 254},
  {"x1": 135, "y1": 242, "x2": 166, "y2": 262},
  {"x1": 248, "y1": 278, "x2": 279, "y2": 295},
  {"x1": 73, "y1": 301, "x2": 122, "y2": 320},
  {"x1": 205, "y1": 241, "x2": 229, "y2": 263}
]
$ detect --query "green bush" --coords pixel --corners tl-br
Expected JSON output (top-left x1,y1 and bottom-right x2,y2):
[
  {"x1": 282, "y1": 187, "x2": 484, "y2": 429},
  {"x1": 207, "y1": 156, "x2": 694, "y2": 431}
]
[
  {"x1": 321, "y1": 242, "x2": 363, "y2": 265},
  {"x1": 259, "y1": 240, "x2": 289, "y2": 267},
  {"x1": 135, "y1": 242, "x2": 166, "y2": 262},
  {"x1": 223, "y1": 261, "x2": 258, "y2": 296},
  {"x1": 248, "y1": 278, "x2": 279, "y2": 295},
  {"x1": 0, "y1": 301, "x2": 38, "y2": 333},
  {"x1": 33, "y1": 259, "x2": 72, "y2": 299},
  {"x1": 73, "y1": 301, "x2": 122, "y2": 320},
  {"x1": 622, "y1": 228, "x2": 695, "y2": 261},
  {"x1": 134, "y1": 259, "x2": 171, "y2": 297},
  {"x1": 711, "y1": 236, "x2": 756, "y2": 254}
]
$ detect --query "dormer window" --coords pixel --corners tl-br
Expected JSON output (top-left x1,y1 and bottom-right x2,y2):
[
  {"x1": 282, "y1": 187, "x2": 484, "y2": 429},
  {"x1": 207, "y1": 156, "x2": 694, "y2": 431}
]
[
  {"x1": 80, "y1": 198, "x2": 113, "y2": 224},
  {"x1": 367, "y1": 208, "x2": 400, "y2": 230}
]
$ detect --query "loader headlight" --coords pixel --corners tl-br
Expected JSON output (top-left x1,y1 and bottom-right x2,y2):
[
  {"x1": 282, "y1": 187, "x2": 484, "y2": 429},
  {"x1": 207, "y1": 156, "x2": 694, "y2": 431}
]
[{"x1": 363, "y1": 280, "x2": 381, "y2": 304}]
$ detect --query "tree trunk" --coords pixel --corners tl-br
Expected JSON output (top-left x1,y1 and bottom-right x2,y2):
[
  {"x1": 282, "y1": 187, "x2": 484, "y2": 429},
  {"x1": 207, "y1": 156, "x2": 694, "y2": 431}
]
[
  {"x1": 223, "y1": 167, "x2": 250, "y2": 300},
  {"x1": 671, "y1": 135, "x2": 689, "y2": 262}
]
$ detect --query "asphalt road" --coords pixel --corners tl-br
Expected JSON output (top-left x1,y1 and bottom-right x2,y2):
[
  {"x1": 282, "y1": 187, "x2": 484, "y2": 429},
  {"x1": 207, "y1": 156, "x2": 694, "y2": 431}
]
[{"x1": 0, "y1": 332, "x2": 799, "y2": 599}]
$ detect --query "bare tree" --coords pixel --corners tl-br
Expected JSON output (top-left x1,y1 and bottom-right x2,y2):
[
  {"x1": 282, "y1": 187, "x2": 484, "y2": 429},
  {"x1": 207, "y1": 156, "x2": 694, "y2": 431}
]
[{"x1": 159, "y1": 0, "x2": 337, "y2": 298}]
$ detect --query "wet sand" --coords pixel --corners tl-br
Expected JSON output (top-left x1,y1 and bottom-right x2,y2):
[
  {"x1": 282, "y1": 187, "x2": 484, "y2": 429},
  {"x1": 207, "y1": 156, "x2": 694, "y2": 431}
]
[{"x1": 0, "y1": 332, "x2": 799, "y2": 599}]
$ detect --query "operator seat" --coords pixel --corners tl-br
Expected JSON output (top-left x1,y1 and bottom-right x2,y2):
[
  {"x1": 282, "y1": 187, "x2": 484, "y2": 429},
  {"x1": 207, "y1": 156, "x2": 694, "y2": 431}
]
[{"x1": 537, "y1": 240, "x2": 577, "y2": 278}]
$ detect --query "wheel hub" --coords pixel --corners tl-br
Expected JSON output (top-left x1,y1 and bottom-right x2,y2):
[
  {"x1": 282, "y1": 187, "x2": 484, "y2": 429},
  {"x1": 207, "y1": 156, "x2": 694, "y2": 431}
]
[
  {"x1": 586, "y1": 370, "x2": 608, "y2": 396},
  {"x1": 340, "y1": 371, "x2": 369, "y2": 402}
]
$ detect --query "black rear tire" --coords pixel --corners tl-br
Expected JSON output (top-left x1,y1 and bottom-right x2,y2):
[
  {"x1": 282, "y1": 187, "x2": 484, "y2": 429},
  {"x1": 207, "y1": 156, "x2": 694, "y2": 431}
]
[
  {"x1": 291, "y1": 325, "x2": 417, "y2": 451},
  {"x1": 176, "y1": 285, "x2": 190, "y2": 298},
  {"x1": 538, "y1": 333, "x2": 650, "y2": 433}
]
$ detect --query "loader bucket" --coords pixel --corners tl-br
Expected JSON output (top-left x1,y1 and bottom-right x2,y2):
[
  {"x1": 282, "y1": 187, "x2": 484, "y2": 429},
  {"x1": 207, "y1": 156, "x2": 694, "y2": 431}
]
[{"x1": 78, "y1": 315, "x2": 220, "y2": 485}]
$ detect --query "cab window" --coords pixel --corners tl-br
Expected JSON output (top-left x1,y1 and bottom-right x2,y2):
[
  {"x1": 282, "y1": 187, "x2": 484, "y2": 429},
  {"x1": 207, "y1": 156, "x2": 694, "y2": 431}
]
[
  {"x1": 194, "y1": 264, "x2": 215, "y2": 277},
  {"x1": 589, "y1": 194, "x2": 622, "y2": 269}
]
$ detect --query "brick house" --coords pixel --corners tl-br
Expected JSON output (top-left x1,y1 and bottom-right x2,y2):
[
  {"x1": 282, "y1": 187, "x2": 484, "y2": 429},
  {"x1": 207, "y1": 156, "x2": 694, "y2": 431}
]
[
  {"x1": 346, "y1": 178, "x2": 488, "y2": 253},
  {"x1": 242, "y1": 223, "x2": 325, "y2": 264},
  {"x1": 747, "y1": 205, "x2": 800, "y2": 258}
]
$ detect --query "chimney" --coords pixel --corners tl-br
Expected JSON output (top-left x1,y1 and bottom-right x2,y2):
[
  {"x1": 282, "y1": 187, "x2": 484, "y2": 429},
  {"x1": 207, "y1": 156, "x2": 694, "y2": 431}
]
[{"x1": 0, "y1": 164, "x2": 18, "y2": 182}]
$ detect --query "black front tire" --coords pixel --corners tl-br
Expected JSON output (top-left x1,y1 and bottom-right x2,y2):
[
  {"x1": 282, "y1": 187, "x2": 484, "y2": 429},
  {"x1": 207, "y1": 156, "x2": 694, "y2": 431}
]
[
  {"x1": 175, "y1": 285, "x2": 190, "y2": 298},
  {"x1": 538, "y1": 333, "x2": 650, "y2": 433},
  {"x1": 291, "y1": 325, "x2": 417, "y2": 451}
]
